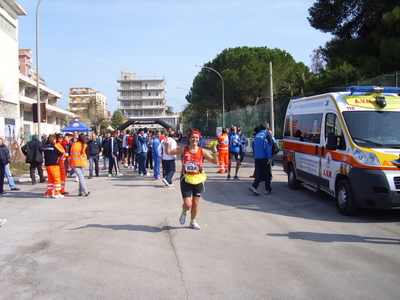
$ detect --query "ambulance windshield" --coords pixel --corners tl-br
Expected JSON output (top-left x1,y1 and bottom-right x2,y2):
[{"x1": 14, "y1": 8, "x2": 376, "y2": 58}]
[{"x1": 343, "y1": 111, "x2": 400, "y2": 148}]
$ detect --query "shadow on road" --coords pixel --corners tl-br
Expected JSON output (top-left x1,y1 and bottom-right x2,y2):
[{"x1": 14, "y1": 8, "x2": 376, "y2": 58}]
[
  {"x1": 68, "y1": 224, "x2": 182, "y2": 232},
  {"x1": 267, "y1": 232, "x2": 400, "y2": 245}
]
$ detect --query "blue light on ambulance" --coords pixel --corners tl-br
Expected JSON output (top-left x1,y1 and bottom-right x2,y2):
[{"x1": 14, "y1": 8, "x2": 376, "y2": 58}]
[{"x1": 347, "y1": 86, "x2": 400, "y2": 94}]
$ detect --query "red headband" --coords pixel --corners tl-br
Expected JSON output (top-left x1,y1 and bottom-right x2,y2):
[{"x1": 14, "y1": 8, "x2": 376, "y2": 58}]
[{"x1": 189, "y1": 130, "x2": 201, "y2": 137}]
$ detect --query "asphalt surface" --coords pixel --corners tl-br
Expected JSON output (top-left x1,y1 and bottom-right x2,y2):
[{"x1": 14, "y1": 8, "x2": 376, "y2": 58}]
[{"x1": 1, "y1": 154, "x2": 400, "y2": 300}]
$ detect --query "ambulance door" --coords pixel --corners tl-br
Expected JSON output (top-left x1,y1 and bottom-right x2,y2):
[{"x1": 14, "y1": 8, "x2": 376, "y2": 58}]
[
  {"x1": 293, "y1": 113, "x2": 323, "y2": 187},
  {"x1": 321, "y1": 113, "x2": 347, "y2": 196}
]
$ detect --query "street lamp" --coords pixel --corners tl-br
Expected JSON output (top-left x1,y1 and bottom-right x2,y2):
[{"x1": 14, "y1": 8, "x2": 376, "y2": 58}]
[
  {"x1": 195, "y1": 64, "x2": 225, "y2": 128},
  {"x1": 167, "y1": 97, "x2": 184, "y2": 133},
  {"x1": 176, "y1": 86, "x2": 190, "y2": 92},
  {"x1": 36, "y1": 0, "x2": 43, "y2": 138}
]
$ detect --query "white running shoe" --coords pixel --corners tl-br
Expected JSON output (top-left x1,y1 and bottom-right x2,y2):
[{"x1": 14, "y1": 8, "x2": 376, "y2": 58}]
[
  {"x1": 249, "y1": 186, "x2": 260, "y2": 196},
  {"x1": 124, "y1": 163, "x2": 128, "y2": 168},
  {"x1": 117, "y1": 173, "x2": 124, "y2": 177},
  {"x1": 0, "y1": 218, "x2": 6, "y2": 226},
  {"x1": 179, "y1": 212, "x2": 187, "y2": 225},
  {"x1": 162, "y1": 178, "x2": 170, "y2": 187},
  {"x1": 190, "y1": 220, "x2": 201, "y2": 230}
]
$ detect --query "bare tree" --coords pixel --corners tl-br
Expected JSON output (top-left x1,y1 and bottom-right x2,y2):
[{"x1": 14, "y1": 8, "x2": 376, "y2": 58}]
[{"x1": 81, "y1": 98, "x2": 106, "y2": 133}]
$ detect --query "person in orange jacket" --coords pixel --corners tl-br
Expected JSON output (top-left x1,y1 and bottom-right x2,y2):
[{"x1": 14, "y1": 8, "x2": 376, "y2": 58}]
[
  {"x1": 69, "y1": 133, "x2": 90, "y2": 196},
  {"x1": 217, "y1": 127, "x2": 229, "y2": 173},
  {"x1": 43, "y1": 134, "x2": 63, "y2": 198},
  {"x1": 55, "y1": 133, "x2": 69, "y2": 195}
]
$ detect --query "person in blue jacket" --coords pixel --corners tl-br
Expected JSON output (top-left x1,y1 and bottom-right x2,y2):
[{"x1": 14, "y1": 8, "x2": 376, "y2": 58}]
[
  {"x1": 249, "y1": 123, "x2": 273, "y2": 196},
  {"x1": 227, "y1": 125, "x2": 241, "y2": 180}
]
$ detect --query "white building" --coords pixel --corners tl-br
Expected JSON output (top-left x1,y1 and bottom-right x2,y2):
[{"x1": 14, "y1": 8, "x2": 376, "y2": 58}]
[
  {"x1": 0, "y1": 0, "x2": 26, "y2": 144},
  {"x1": 1, "y1": 1, "x2": 73, "y2": 146},
  {"x1": 117, "y1": 68, "x2": 179, "y2": 129}
]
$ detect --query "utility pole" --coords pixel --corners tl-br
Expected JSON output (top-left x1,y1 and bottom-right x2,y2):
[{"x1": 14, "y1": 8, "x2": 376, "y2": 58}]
[{"x1": 269, "y1": 61, "x2": 275, "y2": 134}]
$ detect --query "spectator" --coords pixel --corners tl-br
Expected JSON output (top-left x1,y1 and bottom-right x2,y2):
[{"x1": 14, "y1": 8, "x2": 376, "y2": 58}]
[
  {"x1": 159, "y1": 132, "x2": 177, "y2": 186},
  {"x1": 249, "y1": 123, "x2": 273, "y2": 196},
  {"x1": 43, "y1": 134, "x2": 64, "y2": 198},
  {"x1": 227, "y1": 125, "x2": 241, "y2": 180},
  {"x1": 55, "y1": 133, "x2": 69, "y2": 195},
  {"x1": 86, "y1": 132, "x2": 102, "y2": 179},
  {"x1": 21, "y1": 134, "x2": 45, "y2": 185},
  {"x1": 0, "y1": 138, "x2": 9, "y2": 195},
  {"x1": 69, "y1": 133, "x2": 90, "y2": 196}
]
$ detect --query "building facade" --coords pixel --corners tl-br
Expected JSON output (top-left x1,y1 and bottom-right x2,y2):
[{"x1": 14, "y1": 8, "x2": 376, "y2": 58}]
[
  {"x1": 18, "y1": 49, "x2": 75, "y2": 141},
  {"x1": 68, "y1": 87, "x2": 108, "y2": 120},
  {"x1": 117, "y1": 68, "x2": 179, "y2": 129},
  {"x1": 0, "y1": 0, "x2": 26, "y2": 145}
]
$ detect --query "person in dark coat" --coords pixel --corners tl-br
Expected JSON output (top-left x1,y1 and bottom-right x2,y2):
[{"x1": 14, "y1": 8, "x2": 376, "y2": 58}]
[
  {"x1": 0, "y1": 137, "x2": 10, "y2": 194},
  {"x1": 21, "y1": 135, "x2": 45, "y2": 184}
]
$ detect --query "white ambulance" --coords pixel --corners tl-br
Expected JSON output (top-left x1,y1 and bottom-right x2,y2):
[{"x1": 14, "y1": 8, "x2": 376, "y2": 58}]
[{"x1": 283, "y1": 86, "x2": 400, "y2": 215}]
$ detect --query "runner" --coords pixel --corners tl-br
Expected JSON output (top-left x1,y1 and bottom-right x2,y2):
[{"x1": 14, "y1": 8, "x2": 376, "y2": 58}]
[{"x1": 164, "y1": 129, "x2": 218, "y2": 230}]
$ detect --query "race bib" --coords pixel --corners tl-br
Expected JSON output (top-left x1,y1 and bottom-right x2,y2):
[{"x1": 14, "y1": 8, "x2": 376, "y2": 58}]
[{"x1": 185, "y1": 162, "x2": 200, "y2": 173}]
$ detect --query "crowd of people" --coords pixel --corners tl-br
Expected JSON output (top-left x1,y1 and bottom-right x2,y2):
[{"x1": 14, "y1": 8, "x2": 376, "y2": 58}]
[{"x1": 1, "y1": 124, "x2": 276, "y2": 230}]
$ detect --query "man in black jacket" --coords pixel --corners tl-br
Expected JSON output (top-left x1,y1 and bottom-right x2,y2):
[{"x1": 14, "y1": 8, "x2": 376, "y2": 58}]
[
  {"x1": 86, "y1": 133, "x2": 102, "y2": 179},
  {"x1": 21, "y1": 135, "x2": 45, "y2": 185},
  {"x1": 0, "y1": 138, "x2": 9, "y2": 194}
]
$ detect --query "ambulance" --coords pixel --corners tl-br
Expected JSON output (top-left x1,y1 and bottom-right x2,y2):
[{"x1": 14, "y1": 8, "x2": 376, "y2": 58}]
[{"x1": 283, "y1": 86, "x2": 400, "y2": 215}]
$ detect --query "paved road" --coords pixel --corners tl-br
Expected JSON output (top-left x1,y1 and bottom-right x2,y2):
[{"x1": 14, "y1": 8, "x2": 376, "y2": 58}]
[{"x1": 1, "y1": 155, "x2": 400, "y2": 300}]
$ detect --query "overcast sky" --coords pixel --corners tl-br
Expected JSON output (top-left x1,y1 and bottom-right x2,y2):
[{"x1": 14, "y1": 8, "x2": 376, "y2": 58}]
[{"x1": 16, "y1": 0, "x2": 331, "y2": 113}]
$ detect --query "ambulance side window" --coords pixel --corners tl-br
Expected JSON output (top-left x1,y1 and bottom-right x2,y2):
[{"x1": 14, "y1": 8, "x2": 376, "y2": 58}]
[
  {"x1": 284, "y1": 114, "x2": 322, "y2": 143},
  {"x1": 325, "y1": 113, "x2": 346, "y2": 150}
]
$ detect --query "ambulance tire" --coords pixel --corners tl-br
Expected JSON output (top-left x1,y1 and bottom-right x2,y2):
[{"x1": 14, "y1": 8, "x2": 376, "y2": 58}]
[
  {"x1": 336, "y1": 179, "x2": 356, "y2": 215},
  {"x1": 288, "y1": 164, "x2": 301, "y2": 190}
]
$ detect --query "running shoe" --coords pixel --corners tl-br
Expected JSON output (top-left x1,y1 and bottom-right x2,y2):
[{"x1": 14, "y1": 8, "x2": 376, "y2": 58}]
[
  {"x1": 162, "y1": 178, "x2": 171, "y2": 187},
  {"x1": 227, "y1": 174, "x2": 231, "y2": 180},
  {"x1": 190, "y1": 220, "x2": 201, "y2": 230},
  {"x1": 179, "y1": 212, "x2": 187, "y2": 225},
  {"x1": 108, "y1": 174, "x2": 112, "y2": 177},
  {"x1": 265, "y1": 190, "x2": 271, "y2": 195},
  {"x1": 233, "y1": 175, "x2": 239, "y2": 180},
  {"x1": 124, "y1": 163, "x2": 128, "y2": 168},
  {"x1": 117, "y1": 173, "x2": 124, "y2": 177},
  {"x1": 249, "y1": 186, "x2": 260, "y2": 196}
]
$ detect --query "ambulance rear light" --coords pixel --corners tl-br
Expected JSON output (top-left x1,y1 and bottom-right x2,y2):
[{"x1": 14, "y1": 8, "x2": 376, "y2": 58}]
[{"x1": 347, "y1": 86, "x2": 400, "y2": 94}]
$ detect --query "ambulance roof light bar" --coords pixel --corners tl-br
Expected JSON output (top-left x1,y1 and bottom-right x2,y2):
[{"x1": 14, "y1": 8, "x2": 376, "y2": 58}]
[{"x1": 347, "y1": 86, "x2": 400, "y2": 94}]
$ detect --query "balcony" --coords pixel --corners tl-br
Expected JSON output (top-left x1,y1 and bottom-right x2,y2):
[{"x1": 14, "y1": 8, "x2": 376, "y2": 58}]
[
  {"x1": 118, "y1": 104, "x2": 166, "y2": 110},
  {"x1": 117, "y1": 86, "x2": 165, "y2": 92},
  {"x1": 117, "y1": 96, "x2": 165, "y2": 101}
]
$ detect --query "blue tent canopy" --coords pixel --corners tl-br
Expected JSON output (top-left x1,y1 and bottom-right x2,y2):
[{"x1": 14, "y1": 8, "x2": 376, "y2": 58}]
[{"x1": 61, "y1": 120, "x2": 91, "y2": 132}]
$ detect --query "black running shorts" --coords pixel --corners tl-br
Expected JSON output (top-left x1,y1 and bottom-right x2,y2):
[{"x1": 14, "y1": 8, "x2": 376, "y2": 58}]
[{"x1": 180, "y1": 175, "x2": 204, "y2": 198}]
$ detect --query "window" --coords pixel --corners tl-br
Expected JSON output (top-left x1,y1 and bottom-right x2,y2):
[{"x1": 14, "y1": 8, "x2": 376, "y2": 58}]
[{"x1": 284, "y1": 113, "x2": 322, "y2": 143}]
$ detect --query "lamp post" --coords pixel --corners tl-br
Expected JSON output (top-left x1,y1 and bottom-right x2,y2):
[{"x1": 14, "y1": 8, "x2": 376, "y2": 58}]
[
  {"x1": 195, "y1": 64, "x2": 225, "y2": 128},
  {"x1": 167, "y1": 97, "x2": 183, "y2": 133},
  {"x1": 36, "y1": 0, "x2": 43, "y2": 138}
]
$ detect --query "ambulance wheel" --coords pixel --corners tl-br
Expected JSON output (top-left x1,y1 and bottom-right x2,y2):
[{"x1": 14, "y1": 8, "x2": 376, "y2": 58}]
[
  {"x1": 288, "y1": 164, "x2": 301, "y2": 190},
  {"x1": 336, "y1": 179, "x2": 356, "y2": 215}
]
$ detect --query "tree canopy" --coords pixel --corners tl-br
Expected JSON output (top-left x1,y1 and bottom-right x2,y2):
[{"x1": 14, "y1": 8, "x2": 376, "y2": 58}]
[
  {"x1": 187, "y1": 46, "x2": 309, "y2": 122},
  {"x1": 308, "y1": 0, "x2": 400, "y2": 78}
]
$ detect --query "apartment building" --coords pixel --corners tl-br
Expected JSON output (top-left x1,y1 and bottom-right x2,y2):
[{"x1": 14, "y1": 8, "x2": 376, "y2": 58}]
[
  {"x1": 68, "y1": 87, "x2": 108, "y2": 120},
  {"x1": 117, "y1": 68, "x2": 179, "y2": 129},
  {"x1": 18, "y1": 49, "x2": 74, "y2": 140},
  {"x1": 0, "y1": 1, "x2": 26, "y2": 144}
]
